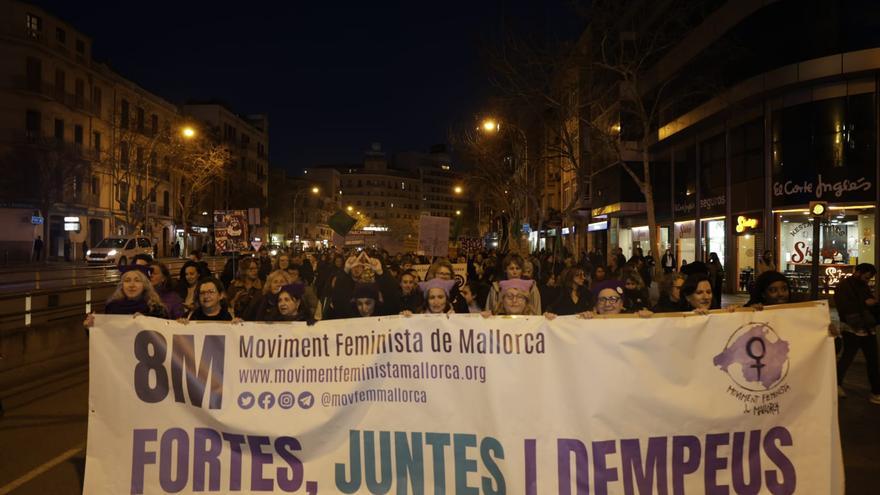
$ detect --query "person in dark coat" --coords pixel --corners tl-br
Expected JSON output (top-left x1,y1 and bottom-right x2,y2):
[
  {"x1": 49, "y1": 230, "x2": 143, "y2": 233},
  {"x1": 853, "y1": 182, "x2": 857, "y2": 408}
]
[
  {"x1": 150, "y1": 261, "x2": 185, "y2": 319},
  {"x1": 834, "y1": 263, "x2": 880, "y2": 403},
  {"x1": 267, "y1": 283, "x2": 316, "y2": 324},
  {"x1": 397, "y1": 269, "x2": 425, "y2": 313},
  {"x1": 745, "y1": 271, "x2": 792, "y2": 308},
  {"x1": 653, "y1": 272, "x2": 687, "y2": 313},
  {"x1": 187, "y1": 277, "x2": 233, "y2": 321},
  {"x1": 545, "y1": 267, "x2": 593, "y2": 316},
  {"x1": 83, "y1": 265, "x2": 168, "y2": 328}
]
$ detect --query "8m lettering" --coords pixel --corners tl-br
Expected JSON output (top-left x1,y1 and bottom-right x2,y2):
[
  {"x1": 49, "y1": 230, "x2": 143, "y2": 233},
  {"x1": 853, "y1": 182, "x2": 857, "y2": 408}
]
[{"x1": 134, "y1": 330, "x2": 226, "y2": 409}]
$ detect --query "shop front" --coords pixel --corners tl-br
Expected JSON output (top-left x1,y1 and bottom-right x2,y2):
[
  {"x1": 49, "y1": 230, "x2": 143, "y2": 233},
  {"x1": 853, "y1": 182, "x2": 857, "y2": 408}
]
[
  {"x1": 770, "y1": 90, "x2": 878, "y2": 294},
  {"x1": 674, "y1": 220, "x2": 695, "y2": 267},
  {"x1": 733, "y1": 213, "x2": 762, "y2": 292}
]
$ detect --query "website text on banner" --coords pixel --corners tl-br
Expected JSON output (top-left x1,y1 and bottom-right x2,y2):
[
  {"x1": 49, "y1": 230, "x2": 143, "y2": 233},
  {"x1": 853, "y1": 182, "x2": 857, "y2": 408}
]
[{"x1": 83, "y1": 303, "x2": 843, "y2": 494}]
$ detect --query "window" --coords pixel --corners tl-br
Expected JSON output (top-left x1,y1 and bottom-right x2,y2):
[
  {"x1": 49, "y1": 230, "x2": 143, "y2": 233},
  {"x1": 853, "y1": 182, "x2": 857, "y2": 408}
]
[
  {"x1": 74, "y1": 79, "x2": 84, "y2": 108},
  {"x1": 126, "y1": 239, "x2": 136, "y2": 250},
  {"x1": 136, "y1": 107, "x2": 145, "y2": 133},
  {"x1": 120, "y1": 141, "x2": 130, "y2": 165},
  {"x1": 93, "y1": 131, "x2": 101, "y2": 158},
  {"x1": 150, "y1": 152, "x2": 158, "y2": 170},
  {"x1": 54, "y1": 118, "x2": 64, "y2": 141},
  {"x1": 74, "y1": 124, "x2": 83, "y2": 147},
  {"x1": 120, "y1": 99, "x2": 129, "y2": 129},
  {"x1": 55, "y1": 69, "x2": 65, "y2": 101},
  {"x1": 75, "y1": 39, "x2": 85, "y2": 56},
  {"x1": 163, "y1": 191, "x2": 170, "y2": 216},
  {"x1": 93, "y1": 86, "x2": 102, "y2": 116},
  {"x1": 26, "y1": 57, "x2": 41, "y2": 91},
  {"x1": 56, "y1": 27, "x2": 66, "y2": 44},
  {"x1": 150, "y1": 114, "x2": 158, "y2": 136},
  {"x1": 26, "y1": 110, "x2": 41, "y2": 139},
  {"x1": 136, "y1": 185, "x2": 142, "y2": 202},
  {"x1": 91, "y1": 176, "x2": 99, "y2": 195},
  {"x1": 136, "y1": 147, "x2": 144, "y2": 171},
  {"x1": 138, "y1": 238, "x2": 151, "y2": 248},
  {"x1": 26, "y1": 13, "x2": 41, "y2": 39}
]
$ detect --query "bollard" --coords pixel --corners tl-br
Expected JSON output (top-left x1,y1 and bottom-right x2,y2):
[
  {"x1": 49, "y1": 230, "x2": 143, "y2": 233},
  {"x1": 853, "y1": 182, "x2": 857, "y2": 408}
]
[
  {"x1": 25, "y1": 295, "x2": 32, "y2": 327},
  {"x1": 86, "y1": 288, "x2": 92, "y2": 314},
  {"x1": 35, "y1": 271, "x2": 40, "y2": 290}
]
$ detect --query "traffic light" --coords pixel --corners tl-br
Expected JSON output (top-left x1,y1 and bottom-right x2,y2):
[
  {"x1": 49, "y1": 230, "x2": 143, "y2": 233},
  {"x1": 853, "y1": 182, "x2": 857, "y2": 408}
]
[{"x1": 809, "y1": 201, "x2": 827, "y2": 217}]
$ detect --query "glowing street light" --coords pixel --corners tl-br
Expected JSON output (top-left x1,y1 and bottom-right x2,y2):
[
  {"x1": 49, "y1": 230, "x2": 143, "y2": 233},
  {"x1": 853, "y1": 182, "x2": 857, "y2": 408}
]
[
  {"x1": 453, "y1": 185, "x2": 463, "y2": 195},
  {"x1": 347, "y1": 206, "x2": 354, "y2": 212},
  {"x1": 311, "y1": 186, "x2": 320, "y2": 194},
  {"x1": 455, "y1": 210, "x2": 462, "y2": 216},
  {"x1": 181, "y1": 126, "x2": 196, "y2": 139},
  {"x1": 480, "y1": 119, "x2": 500, "y2": 133}
]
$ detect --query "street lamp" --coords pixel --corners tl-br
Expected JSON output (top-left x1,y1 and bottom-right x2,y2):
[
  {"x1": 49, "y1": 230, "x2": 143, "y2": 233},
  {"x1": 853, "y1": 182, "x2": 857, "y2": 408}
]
[
  {"x1": 181, "y1": 126, "x2": 196, "y2": 139},
  {"x1": 292, "y1": 186, "x2": 320, "y2": 252},
  {"x1": 479, "y1": 118, "x2": 500, "y2": 133},
  {"x1": 453, "y1": 185, "x2": 463, "y2": 195}
]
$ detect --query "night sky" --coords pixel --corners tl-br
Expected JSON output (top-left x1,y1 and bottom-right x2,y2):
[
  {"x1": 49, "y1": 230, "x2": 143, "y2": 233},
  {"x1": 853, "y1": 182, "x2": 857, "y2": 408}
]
[{"x1": 34, "y1": 1, "x2": 583, "y2": 175}]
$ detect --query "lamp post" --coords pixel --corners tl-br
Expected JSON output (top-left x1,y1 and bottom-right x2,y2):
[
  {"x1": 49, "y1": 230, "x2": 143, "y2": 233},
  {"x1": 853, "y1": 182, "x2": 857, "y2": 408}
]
[{"x1": 292, "y1": 185, "x2": 319, "y2": 252}]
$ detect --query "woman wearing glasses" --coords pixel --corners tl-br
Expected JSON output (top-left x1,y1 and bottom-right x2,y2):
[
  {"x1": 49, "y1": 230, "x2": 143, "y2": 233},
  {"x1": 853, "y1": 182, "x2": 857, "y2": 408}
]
[
  {"x1": 577, "y1": 280, "x2": 653, "y2": 318},
  {"x1": 187, "y1": 277, "x2": 233, "y2": 321},
  {"x1": 488, "y1": 279, "x2": 537, "y2": 316}
]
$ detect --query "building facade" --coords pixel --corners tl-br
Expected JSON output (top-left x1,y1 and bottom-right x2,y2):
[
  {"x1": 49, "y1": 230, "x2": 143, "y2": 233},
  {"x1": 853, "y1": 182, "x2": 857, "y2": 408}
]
[{"x1": 585, "y1": 0, "x2": 880, "y2": 294}]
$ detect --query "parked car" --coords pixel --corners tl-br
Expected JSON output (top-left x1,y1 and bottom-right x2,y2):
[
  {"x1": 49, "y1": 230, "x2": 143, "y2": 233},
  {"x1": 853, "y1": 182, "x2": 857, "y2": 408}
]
[{"x1": 86, "y1": 236, "x2": 153, "y2": 266}]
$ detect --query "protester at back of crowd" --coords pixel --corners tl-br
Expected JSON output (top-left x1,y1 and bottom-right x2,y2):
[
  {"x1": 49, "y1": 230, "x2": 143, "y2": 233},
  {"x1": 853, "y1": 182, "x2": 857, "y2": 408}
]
[
  {"x1": 176, "y1": 261, "x2": 203, "y2": 313},
  {"x1": 292, "y1": 253, "x2": 316, "y2": 285},
  {"x1": 397, "y1": 269, "x2": 425, "y2": 313},
  {"x1": 653, "y1": 272, "x2": 687, "y2": 313},
  {"x1": 538, "y1": 271, "x2": 561, "y2": 314},
  {"x1": 577, "y1": 279, "x2": 652, "y2": 318},
  {"x1": 486, "y1": 279, "x2": 537, "y2": 316},
  {"x1": 459, "y1": 281, "x2": 483, "y2": 313},
  {"x1": 284, "y1": 265, "x2": 320, "y2": 316},
  {"x1": 745, "y1": 271, "x2": 792, "y2": 308},
  {"x1": 661, "y1": 249, "x2": 676, "y2": 274},
  {"x1": 756, "y1": 250, "x2": 776, "y2": 275},
  {"x1": 834, "y1": 263, "x2": 880, "y2": 404},
  {"x1": 485, "y1": 254, "x2": 542, "y2": 315},
  {"x1": 326, "y1": 253, "x2": 397, "y2": 319},
  {"x1": 149, "y1": 261, "x2": 185, "y2": 319},
  {"x1": 84, "y1": 265, "x2": 167, "y2": 328},
  {"x1": 188, "y1": 249, "x2": 212, "y2": 277},
  {"x1": 243, "y1": 269, "x2": 292, "y2": 321},
  {"x1": 227, "y1": 258, "x2": 263, "y2": 318},
  {"x1": 275, "y1": 253, "x2": 294, "y2": 276},
  {"x1": 425, "y1": 259, "x2": 468, "y2": 313},
  {"x1": 132, "y1": 253, "x2": 153, "y2": 266},
  {"x1": 591, "y1": 264, "x2": 608, "y2": 285},
  {"x1": 267, "y1": 283, "x2": 315, "y2": 324},
  {"x1": 316, "y1": 254, "x2": 344, "y2": 301},
  {"x1": 219, "y1": 252, "x2": 241, "y2": 290},
  {"x1": 707, "y1": 252, "x2": 724, "y2": 309},
  {"x1": 622, "y1": 269, "x2": 650, "y2": 312},
  {"x1": 257, "y1": 248, "x2": 273, "y2": 282},
  {"x1": 546, "y1": 267, "x2": 593, "y2": 317},
  {"x1": 186, "y1": 277, "x2": 233, "y2": 321}
]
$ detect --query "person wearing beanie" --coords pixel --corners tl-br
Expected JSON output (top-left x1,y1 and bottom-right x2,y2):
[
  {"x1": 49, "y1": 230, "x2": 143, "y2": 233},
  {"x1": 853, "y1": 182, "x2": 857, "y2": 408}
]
[
  {"x1": 350, "y1": 283, "x2": 384, "y2": 318},
  {"x1": 489, "y1": 278, "x2": 536, "y2": 316},
  {"x1": 577, "y1": 279, "x2": 653, "y2": 318},
  {"x1": 419, "y1": 278, "x2": 457, "y2": 314}
]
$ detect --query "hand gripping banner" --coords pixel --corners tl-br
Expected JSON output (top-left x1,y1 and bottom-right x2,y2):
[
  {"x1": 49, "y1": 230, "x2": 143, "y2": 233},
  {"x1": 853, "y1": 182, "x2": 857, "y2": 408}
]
[{"x1": 83, "y1": 302, "x2": 843, "y2": 494}]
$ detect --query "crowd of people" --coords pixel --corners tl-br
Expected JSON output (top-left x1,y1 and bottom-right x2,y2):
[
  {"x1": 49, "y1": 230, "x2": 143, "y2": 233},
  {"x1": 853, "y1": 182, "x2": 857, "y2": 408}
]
[{"x1": 76, "y1": 245, "x2": 879, "y2": 406}]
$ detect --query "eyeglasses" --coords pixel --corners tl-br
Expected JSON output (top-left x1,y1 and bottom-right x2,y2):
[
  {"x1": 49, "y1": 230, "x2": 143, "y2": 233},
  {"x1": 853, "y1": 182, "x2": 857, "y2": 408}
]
[
  {"x1": 503, "y1": 293, "x2": 527, "y2": 302},
  {"x1": 200, "y1": 289, "x2": 219, "y2": 296},
  {"x1": 597, "y1": 296, "x2": 621, "y2": 305},
  {"x1": 436, "y1": 271, "x2": 452, "y2": 276}
]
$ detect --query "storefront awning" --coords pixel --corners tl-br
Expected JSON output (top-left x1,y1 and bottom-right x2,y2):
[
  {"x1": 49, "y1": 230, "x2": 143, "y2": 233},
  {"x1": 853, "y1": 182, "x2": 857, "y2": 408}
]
[{"x1": 590, "y1": 202, "x2": 646, "y2": 217}]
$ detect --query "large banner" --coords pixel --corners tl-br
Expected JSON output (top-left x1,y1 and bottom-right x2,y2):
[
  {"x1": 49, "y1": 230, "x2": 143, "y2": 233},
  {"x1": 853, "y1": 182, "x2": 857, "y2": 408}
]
[{"x1": 84, "y1": 303, "x2": 843, "y2": 494}]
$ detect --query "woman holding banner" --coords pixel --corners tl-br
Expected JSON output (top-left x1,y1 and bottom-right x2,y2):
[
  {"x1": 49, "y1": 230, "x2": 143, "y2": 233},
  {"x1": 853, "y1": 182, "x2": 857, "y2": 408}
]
[
  {"x1": 83, "y1": 265, "x2": 168, "y2": 328},
  {"x1": 486, "y1": 279, "x2": 538, "y2": 316},
  {"x1": 267, "y1": 283, "x2": 315, "y2": 324},
  {"x1": 576, "y1": 280, "x2": 653, "y2": 318}
]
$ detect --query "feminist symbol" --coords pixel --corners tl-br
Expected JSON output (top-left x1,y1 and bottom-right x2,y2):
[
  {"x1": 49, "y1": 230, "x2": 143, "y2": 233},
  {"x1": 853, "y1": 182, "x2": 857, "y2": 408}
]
[{"x1": 746, "y1": 336, "x2": 766, "y2": 381}]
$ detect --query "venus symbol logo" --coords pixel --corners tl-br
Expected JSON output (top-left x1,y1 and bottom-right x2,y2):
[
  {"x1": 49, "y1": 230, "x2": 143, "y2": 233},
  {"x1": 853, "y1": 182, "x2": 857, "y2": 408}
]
[{"x1": 713, "y1": 322, "x2": 790, "y2": 392}]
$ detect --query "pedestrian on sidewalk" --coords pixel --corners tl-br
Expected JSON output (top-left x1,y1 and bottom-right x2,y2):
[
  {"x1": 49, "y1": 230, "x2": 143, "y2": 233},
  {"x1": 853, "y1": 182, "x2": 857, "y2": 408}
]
[
  {"x1": 33, "y1": 235, "x2": 43, "y2": 261},
  {"x1": 834, "y1": 263, "x2": 880, "y2": 404}
]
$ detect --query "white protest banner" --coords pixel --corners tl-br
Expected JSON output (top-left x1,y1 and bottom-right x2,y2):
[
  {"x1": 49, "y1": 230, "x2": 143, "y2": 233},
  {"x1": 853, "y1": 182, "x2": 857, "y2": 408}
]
[{"x1": 84, "y1": 302, "x2": 843, "y2": 494}]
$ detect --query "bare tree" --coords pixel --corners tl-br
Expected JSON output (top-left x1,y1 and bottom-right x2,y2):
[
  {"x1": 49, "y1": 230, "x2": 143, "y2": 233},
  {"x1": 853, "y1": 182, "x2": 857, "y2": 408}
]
[
  {"x1": 175, "y1": 141, "x2": 230, "y2": 251},
  {"x1": 452, "y1": 120, "x2": 544, "y2": 253},
  {"x1": 0, "y1": 139, "x2": 90, "y2": 260}
]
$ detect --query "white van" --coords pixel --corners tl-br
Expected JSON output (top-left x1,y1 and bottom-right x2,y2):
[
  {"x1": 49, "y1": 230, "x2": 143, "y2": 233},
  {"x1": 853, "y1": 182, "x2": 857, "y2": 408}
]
[{"x1": 86, "y1": 236, "x2": 153, "y2": 266}]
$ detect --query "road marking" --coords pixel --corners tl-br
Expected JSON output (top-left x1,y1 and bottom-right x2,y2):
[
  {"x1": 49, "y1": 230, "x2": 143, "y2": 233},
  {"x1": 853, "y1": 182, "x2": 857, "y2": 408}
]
[{"x1": 0, "y1": 443, "x2": 85, "y2": 495}]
